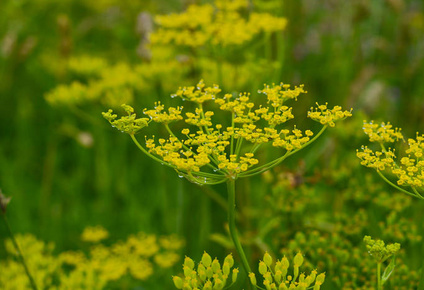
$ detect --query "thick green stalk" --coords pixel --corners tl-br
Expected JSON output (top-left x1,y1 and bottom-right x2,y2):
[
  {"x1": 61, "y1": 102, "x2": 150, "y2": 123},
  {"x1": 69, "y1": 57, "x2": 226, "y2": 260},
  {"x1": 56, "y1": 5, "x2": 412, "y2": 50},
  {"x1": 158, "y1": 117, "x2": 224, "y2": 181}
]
[
  {"x1": 227, "y1": 179, "x2": 257, "y2": 289},
  {"x1": 377, "y1": 262, "x2": 382, "y2": 290},
  {"x1": 419, "y1": 240, "x2": 424, "y2": 290},
  {"x1": 2, "y1": 215, "x2": 38, "y2": 290}
]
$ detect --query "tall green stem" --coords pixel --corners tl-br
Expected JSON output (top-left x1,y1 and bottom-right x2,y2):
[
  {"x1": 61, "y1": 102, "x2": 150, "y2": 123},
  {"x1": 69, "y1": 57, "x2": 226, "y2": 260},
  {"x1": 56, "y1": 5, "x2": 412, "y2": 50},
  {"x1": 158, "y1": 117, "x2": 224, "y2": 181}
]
[
  {"x1": 377, "y1": 262, "x2": 382, "y2": 290},
  {"x1": 2, "y1": 215, "x2": 38, "y2": 290},
  {"x1": 227, "y1": 179, "x2": 257, "y2": 289},
  {"x1": 419, "y1": 229, "x2": 424, "y2": 290}
]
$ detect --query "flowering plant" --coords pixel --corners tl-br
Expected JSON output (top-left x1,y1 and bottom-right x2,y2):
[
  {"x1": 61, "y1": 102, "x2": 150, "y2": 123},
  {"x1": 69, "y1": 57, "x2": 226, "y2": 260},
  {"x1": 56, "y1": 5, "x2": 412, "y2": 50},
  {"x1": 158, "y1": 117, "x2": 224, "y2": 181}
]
[{"x1": 103, "y1": 80, "x2": 351, "y2": 287}]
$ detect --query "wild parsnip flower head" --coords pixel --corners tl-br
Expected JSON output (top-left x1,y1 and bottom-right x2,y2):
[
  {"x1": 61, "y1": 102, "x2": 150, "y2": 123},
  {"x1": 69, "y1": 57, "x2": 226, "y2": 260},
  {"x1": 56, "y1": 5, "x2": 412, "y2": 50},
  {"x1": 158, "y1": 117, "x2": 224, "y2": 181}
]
[
  {"x1": 0, "y1": 229, "x2": 184, "y2": 289},
  {"x1": 81, "y1": 225, "x2": 109, "y2": 243},
  {"x1": 363, "y1": 236, "x2": 400, "y2": 263},
  {"x1": 172, "y1": 252, "x2": 238, "y2": 290},
  {"x1": 249, "y1": 251, "x2": 325, "y2": 290},
  {"x1": 358, "y1": 121, "x2": 424, "y2": 199},
  {"x1": 308, "y1": 103, "x2": 353, "y2": 127},
  {"x1": 46, "y1": 59, "x2": 140, "y2": 107},
  {"x1": 68, "y1": 55, "x2": 108, "y2": 76},
  {"x1": 362, "y1": 121, "x2": 404, "y2": 143},
  {"x1": 104, "y1": 80, "x2": 351, "y2": 185},
  {"x1": 151, "y1": 0, "x2": 287, "y2": 48}
]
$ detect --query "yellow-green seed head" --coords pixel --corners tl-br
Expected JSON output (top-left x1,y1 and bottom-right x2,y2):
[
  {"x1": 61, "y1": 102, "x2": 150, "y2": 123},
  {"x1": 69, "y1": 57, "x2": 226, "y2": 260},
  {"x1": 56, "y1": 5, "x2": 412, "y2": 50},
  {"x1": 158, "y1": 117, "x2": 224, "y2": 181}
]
[
  {"x1": 172, "y1": 276, "x2": 183, "y2": 289},
  {"x1": 316, "y1": 273, "x2": 325, "y2": 284},
  {"x1": 223, "y1": 262, "x2": 230, "y2": 276},
  {"x1": 184, "y1": 256, "x2": 195, "y2": 269},
  {"x1": 232, "y1": 268, "x2": 239, "y2": 283},
  {"x1": 224, "y1": 254, "x2": 234, "y2": 268},
  {"x1": 264, "y1": 252, "x2": 273, "y2": 267},
  {"x1": 293, "y1": 252, "x2": 304, "y2": 267},
  {"x1": 259, "y1": 261, "x2": 268, "y2": 275},
  {"x1": 212, "y1": 258, "x2": 221, "y2": 273},
  {"x1": 202, "y1": 252, "x2": 212, "y2": 267},
  {"x1": 249, "y1": 272, "x2": 257, "y2": 285}
]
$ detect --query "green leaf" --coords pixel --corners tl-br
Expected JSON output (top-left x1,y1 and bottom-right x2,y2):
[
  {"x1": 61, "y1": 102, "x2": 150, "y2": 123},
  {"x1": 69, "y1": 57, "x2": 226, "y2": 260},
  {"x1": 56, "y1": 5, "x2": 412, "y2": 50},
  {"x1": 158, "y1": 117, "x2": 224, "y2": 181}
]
[{"x1": 382, "y1": 255, "x2": 396, "y2": 285}]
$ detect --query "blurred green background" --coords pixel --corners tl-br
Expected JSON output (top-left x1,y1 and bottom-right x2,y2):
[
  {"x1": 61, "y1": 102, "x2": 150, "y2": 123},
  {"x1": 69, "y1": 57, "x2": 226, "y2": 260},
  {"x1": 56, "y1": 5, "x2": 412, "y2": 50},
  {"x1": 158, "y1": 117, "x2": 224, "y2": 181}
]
[{"x1": 1, "y1": 0, "x2": 424, "y2": 288}]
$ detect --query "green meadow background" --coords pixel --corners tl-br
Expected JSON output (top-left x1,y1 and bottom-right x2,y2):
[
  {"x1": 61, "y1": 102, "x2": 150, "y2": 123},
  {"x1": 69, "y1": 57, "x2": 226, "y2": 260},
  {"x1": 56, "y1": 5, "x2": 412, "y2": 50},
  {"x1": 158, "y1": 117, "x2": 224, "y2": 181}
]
[{"x1": 1, "y1": 0, "x2": 424, "y2": 288}]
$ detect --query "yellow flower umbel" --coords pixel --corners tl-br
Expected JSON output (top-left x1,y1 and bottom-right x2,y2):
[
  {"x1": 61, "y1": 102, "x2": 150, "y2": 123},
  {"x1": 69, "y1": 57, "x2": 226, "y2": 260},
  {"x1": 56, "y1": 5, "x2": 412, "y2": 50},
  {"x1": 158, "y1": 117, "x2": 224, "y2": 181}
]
[
  {"x1": 249, "y1": 252, "x2": 326, "y2": 290},
  {"x1": 357, "y1": 121, "x2": 424, "y2": 199},
  {"x1": 104, "y1": 80, "x2": 351, "y2": 184},
  {"x1": 150, "y1": 0, "x2": 287, "y2": 48},
  {"x1": 104, "y1": 80, "x2": 351, "y2": 287},
  {"x1": 172, "y1": 252, "x2": 238, "y2": 290},
  {"x1": 81, "y1": 225, "x2": 109, "y2": 243}
]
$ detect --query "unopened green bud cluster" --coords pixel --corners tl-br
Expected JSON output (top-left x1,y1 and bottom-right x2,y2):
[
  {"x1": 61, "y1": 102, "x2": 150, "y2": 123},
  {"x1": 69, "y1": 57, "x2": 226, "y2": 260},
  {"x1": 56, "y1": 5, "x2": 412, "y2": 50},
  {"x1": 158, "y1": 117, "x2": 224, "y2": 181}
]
[
  {"x1": 172, "y1": 252, "x2": 238, "y2": 290},
  {"x1": 249, "y1": 252, "x2": 325, "y2": 290},
  {"x1": 363, "y1": 235, "x2": 400, "y2": 263}
]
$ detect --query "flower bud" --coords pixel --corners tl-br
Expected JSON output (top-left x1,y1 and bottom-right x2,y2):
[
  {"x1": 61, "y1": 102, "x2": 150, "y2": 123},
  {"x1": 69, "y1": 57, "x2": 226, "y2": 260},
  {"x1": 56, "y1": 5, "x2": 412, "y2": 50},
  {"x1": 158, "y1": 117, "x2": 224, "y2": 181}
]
[
  {"x1": 259, "y1": 261, "x2": 268, "y2": 275},
  {"x1": 232, "y1": 268, "x2": 239, "y2": 283},
  {"x1": 202, "y1": 252, "x2": 212, "y2": 267},
  {"x1": 224, "y1": 254, "x2": 234, "y2": 268},
  {"x1": 184, "y1": 256, "x2": 195, "y2": 270},
  {"x1": 212, "y1": 258, "x2": 221, "y2": 273},
  {"x1": 316, "y1": 273, "x2": 325, "y2": 284},
  {"x1": 293, "y1": 252, "x2": 304, "y2": 267},
  {"x1": 264, "y1": 252, "x2": 273, "y2": 267},
  {"x1": 203, "y1": 281, "x2": 212, "y2": 290},
  {"x1": 249, "y1": 273, "x2": 257, "y2": 286},
  {"x1": 172, "y1": 276, "x2": 183, "y2": 289},
  {"x1": 223, "y1": 262, "x2": 230, "y2": 276},
  {"x1": 183, "y1": 265, "x2": 191, "y2": 277}
]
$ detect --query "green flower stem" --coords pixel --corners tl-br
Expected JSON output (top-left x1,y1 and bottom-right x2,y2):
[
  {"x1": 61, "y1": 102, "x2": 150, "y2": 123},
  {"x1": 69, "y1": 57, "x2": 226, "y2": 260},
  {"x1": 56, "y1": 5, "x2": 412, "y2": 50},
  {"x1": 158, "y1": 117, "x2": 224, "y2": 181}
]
[
  {"x1": 239, "y1": 125, "x2": 327, "y2": 178},
  {"x1": 227, "y1": 179, "x2": 257, "y2": 290},
  {"x1": 198, "y1": 104, "x2": 212, "y2": 135},
  {"x1": 196, "y1": 105, "x2": 224, "y2": 169},
  {"x1": 230, "y1": 112, "x2": 235, "y2": 155},
  {"x1": 411, "y1": 186, "x2": 424, "y2": 199},
  {"x1": 1, "y1": 214, "x2": 38, "y2": 290},
  {"x1": 419, "y1": 239, "x2": 424, "y2": 290},
  {"x1": 235, "y1": 137, "x2": 244, "y2": 157},
  {"x1": 376, "y1": 170, "x2": 424, "y2": 200},
  {"x1": 377, "y1": 262, "x2": 382, "y2": 290}
]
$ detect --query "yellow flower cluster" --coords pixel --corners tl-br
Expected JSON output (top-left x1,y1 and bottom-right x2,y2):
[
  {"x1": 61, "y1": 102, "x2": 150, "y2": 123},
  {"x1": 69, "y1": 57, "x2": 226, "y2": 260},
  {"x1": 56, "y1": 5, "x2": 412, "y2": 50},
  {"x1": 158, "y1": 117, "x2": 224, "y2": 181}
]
[
  {"x1": 81, "y1": 225, "x2": 109, "y2": 242},
  {"x1": 150, "y1": 0, "x2": 287, "y2": 47},
  {"x1": 103, "y1": 104, "x2": 150, "y2": 134},
  {"x1": 358, "y1": 121, "x2": 424, "y2": 196},
  {"x1": 143, "y1": 102, "x2": 184, "y2": 124},
  {"x1": 0, "y1": 228, "x2": 184, "y2": 289},
  {"x1": 173, "y1": 80, "x2": 221, "y2": 104},
  {"x1": 104, "y1": 80, "x2": 351, "y2": 184},
  {"x1": 172, "y1": 252, "x2": 238, "y2": 290},
  {"x1": 356, "y1": 146, "x2": 395, "y2": 171},
  {"x1": 249, "y1": 252, "x2": 326, "y2": 290},
  {"x1": 46, "y1": 59, "x2": 140, "y2": 107},
  {"x1": 307, "y1": 103, "x2": 353, "y2": 127},
  {"x1": 362, "y1": 121, "x2": 404, "y2": 143},
  {"x1": 68, "y1": 55, "x2": 108, "y2": 76},
  {"x1": 46, "y1": 50, "x2": 190, "y2": 109}
]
